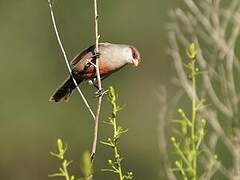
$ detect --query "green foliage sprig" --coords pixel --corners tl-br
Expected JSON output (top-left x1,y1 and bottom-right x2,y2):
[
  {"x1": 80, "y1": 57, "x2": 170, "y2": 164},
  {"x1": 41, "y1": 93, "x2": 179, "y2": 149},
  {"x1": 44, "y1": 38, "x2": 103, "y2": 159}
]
[
  {"x1": 49, "y1": 139, "x2": 75, "y2": 180},
  {"x1": 79, "y1": 151, "x2": 93, "y2": 180},
  {"x1": 49, "y1": 139, "x2": 93, "y2": 180},
  {"x1": 101, "y1": 86, "x2": 133, "y2": 180},
  {"x1": 171, "y1": 43, "x2": 211, "y2": 180}
]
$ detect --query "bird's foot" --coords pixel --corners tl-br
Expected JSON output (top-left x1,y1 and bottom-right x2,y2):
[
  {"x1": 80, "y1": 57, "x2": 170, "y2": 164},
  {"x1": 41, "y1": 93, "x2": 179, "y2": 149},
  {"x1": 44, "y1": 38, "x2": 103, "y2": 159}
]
[
  {"x1": 91, "y1": 52, "x2": 100, "y2": 59},
  {"x1": 95, "y1": 88, "x2": 109, "y2": 97}
]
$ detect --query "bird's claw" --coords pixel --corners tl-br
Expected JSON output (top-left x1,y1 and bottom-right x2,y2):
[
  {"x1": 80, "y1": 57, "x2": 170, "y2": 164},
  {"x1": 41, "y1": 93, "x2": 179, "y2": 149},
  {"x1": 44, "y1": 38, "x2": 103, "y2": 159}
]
[
  {"x1": 92, "y1": 52, "x2": 100, "y2": 59},
  {"x1": 95, "y1": 88, "x2": 109, "y2": 97}
]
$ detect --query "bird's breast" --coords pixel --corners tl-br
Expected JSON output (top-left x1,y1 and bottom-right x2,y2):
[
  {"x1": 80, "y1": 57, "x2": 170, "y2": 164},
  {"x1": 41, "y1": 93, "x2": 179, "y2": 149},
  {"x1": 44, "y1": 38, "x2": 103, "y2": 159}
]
[
  {"x1": 99, "y1": 66, "x2": 111, "y2": 75},
  {"x1": 80, "y1": 64, "x2": 112, "y2": 79}
]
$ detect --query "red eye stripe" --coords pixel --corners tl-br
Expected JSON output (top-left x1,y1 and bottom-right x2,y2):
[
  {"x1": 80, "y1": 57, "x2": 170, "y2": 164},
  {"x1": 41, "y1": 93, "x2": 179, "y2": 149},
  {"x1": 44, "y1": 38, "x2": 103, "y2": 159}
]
[{"x1": 130, "y1": 47, "x2": 139, "y2": 59}]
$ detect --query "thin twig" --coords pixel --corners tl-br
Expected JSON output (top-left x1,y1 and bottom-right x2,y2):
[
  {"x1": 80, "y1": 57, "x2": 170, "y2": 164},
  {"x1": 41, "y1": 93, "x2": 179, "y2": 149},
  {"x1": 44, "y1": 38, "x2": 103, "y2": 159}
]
[
  {"x1": 91, "y1": 0, "x2": 103, "y2": 161},
  {"x1": 47, "y1": 0, "x2": 95, "y2": 119}
]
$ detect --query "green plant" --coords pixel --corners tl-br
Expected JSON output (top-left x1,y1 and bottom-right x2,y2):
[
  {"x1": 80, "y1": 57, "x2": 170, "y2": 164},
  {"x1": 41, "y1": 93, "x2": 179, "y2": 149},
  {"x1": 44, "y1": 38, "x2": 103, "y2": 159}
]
[
  {"x1": 49, "y1": 139, "x2": 75, "y2": 180},
  {"x1": 171, "y1": 43, "x2": 210, "y2": 180},
  {"x1": 49, "y1": 139, "x2": 93, "y2": 180},
  {"x1": 101, "y1": 86, "x2": 134, "y2": 180},
  {"x1": 167, "y1": 1, "x2": 240, "y2": 178},
  {"x1": 79, "y1": 151, "x2": 93, "y2": 180}
]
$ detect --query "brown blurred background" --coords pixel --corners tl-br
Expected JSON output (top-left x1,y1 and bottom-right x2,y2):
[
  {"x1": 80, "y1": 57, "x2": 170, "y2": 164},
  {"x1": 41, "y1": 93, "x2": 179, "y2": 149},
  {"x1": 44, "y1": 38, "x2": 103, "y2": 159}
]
[{"x1": 0, "y1": 0, "x2": 182, "y2": 179}]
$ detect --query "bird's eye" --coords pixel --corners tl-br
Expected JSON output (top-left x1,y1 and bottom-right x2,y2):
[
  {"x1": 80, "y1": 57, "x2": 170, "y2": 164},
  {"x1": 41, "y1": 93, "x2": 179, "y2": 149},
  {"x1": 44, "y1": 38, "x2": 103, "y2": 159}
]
[{"x1": 131, "y1": 47, "x2": 138, "y2": 59}]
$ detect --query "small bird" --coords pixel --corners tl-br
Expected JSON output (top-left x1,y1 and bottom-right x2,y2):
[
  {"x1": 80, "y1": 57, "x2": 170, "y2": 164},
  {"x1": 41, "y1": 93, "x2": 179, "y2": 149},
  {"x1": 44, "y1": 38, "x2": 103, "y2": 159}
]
[{"x1": 49, "y1": 42, "x2": 141, "y2": 102}]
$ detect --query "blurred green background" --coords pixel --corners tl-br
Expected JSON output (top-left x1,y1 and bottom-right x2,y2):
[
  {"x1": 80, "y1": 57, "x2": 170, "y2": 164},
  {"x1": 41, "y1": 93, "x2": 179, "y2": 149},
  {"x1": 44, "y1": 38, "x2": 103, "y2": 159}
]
[{"x1": 0, "y1": 0, "x2": 181, "y2": 179}]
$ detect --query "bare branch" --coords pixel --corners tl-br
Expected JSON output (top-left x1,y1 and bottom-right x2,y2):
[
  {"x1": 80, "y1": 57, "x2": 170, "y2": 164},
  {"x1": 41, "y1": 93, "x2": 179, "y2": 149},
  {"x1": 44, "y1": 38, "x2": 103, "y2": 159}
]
[
  {"x1": 47, "y1": 0, "x2": 95, "y2": 119},
  {"x1": 91, "y1": 0, "x2": 103, "y2": 161}
]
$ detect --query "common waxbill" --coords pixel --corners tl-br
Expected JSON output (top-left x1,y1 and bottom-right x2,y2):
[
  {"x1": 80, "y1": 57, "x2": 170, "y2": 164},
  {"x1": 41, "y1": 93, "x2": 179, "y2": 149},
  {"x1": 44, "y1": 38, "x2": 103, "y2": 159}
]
[{"x1": 49, "y1": 42, "x2": 141, "y2": 102}]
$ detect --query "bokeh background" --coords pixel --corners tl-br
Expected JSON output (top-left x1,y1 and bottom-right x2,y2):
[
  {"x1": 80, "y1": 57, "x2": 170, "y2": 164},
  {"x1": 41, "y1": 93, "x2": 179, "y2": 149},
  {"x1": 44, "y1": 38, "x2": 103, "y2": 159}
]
[{"x1": 0, "y1": 0, "x2": 187, "y2": 179}]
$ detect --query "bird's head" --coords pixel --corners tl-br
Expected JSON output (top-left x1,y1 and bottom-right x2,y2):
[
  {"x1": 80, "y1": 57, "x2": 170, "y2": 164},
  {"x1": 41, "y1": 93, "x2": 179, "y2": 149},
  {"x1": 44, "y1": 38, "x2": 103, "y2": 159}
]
[{"x1": 129, "y1": 47, "x2": 141, "y2": 67}]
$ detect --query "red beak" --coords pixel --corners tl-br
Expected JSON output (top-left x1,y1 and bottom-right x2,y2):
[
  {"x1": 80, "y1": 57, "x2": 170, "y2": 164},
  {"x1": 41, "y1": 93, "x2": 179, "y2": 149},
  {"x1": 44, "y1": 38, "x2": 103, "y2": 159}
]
[{"x1": 132, "y1": 58, "x2": 140, "y2": 67}]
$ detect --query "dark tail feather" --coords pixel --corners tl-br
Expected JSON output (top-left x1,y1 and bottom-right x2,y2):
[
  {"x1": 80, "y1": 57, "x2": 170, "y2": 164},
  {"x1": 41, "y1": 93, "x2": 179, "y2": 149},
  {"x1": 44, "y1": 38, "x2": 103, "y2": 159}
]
[{"x1": 49, "y1": 76, "x2": 82, "y2": 102}]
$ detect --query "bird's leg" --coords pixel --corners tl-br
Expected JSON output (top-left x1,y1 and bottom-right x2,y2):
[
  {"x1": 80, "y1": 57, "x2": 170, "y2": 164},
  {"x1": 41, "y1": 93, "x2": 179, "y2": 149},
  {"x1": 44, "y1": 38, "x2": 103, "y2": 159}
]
[
  {"x1": 87, "y1": 52, "x2": 108, "y2": 97},
  {"x1": 91, "y1": 78, "x2": 99, "y2": 89},
  {"x1": 95, "y1": 88, "x2": 109, "y2": 97},
  {"x1": 91, "y1": 78, "x2": 108, "y2": 97}
]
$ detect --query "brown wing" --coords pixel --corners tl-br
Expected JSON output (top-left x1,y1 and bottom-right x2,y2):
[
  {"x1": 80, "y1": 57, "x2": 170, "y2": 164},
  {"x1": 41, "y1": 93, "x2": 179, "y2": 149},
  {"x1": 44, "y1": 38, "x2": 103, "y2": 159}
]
[{"x1": 71, "y1": 45, "x2": 95, "y2": 66}]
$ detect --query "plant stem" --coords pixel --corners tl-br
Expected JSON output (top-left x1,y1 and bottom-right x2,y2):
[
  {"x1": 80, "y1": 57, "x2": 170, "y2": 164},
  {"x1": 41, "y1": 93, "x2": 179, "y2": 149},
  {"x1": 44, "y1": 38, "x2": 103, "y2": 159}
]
[
  {"x1": 112, "y1": 100, "x2": 124, "y2": 180},
  {"x1": 191, "y1": 60, "x2": 197, "y2": 180}
]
